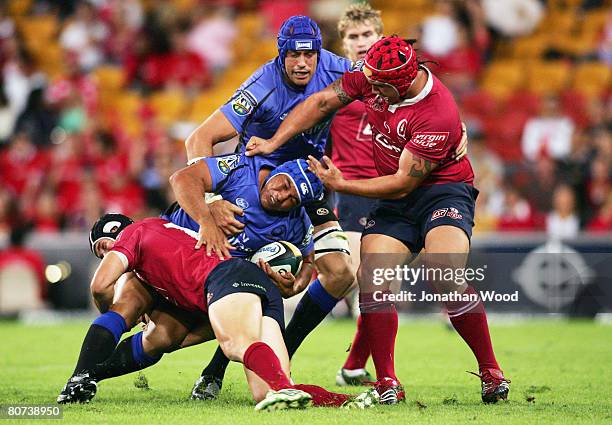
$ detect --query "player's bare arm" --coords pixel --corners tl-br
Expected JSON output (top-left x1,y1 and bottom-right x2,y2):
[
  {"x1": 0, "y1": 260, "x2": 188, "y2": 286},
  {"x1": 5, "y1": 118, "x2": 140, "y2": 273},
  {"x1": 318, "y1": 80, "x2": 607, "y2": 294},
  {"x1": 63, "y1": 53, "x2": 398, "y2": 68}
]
[
  {"x1": 169, "y1": 161, "x2": 234, "y2": 259},
  {"x1": 245, "y1": 77, "x2": 353, "y2": 156},
  {"x1": 90, "y1": 252, "x2": 129, "y2": 313},
  {"x1": 454, "y1": 122, "x2": 469, "y2": 161},
  {"x1": 185, "y1": 110, "x2": 238, "y2": 161},
  {"x1": 289, "y1": 251, "x2": 315, "y2": 297},
  {"x1": 308, "y1": 149, "x2": 438, "y2": 199}
]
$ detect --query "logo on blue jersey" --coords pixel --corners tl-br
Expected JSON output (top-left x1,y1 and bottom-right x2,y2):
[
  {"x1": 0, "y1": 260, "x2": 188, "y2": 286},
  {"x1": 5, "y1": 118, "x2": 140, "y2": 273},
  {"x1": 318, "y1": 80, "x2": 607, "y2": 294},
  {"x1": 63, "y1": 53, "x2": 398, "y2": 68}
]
[
  {"x1": 235, "y1": 197, "x2": 249, "y2": 209},
  {"x1": 295, "y1": 40, "x2": 313, "y2": 50},
  {"x1": 231, "y1": 91, "x2": 256, "y2": 116},
  {"x1": 350, "y1": 59, "x2": 365, "y2": 72},
  {"x1": 216, "y1": 154, "x2": 240, "y2": 175},
  {"x1": 301, "y1": 224, "x2": 314, "y2": 247}
]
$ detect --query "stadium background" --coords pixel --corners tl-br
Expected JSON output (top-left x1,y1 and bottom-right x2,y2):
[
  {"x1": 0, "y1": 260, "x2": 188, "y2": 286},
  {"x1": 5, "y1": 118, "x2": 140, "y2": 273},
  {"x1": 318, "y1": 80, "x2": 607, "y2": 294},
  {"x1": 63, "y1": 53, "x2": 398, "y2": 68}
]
[
  {"x1": 0, "y1": 0, "x2": 610, "y2": 312},
  {"x1": 0, "y1": 1, "x2": 610, "y2": 423}
]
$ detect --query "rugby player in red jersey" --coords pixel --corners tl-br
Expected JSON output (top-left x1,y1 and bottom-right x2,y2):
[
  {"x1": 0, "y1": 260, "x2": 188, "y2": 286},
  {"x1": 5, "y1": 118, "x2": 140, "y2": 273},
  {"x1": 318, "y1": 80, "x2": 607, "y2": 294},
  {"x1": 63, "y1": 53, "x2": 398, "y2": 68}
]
[
  {"x1": 57, "y1": 214, "x2": 377, "y2": 410},
  {"x1": 246, "y1": 36, "x2": 510, "y2": 404},
  {"x1": 332, "y1": 5, "x2": 469, "y2": 388}
]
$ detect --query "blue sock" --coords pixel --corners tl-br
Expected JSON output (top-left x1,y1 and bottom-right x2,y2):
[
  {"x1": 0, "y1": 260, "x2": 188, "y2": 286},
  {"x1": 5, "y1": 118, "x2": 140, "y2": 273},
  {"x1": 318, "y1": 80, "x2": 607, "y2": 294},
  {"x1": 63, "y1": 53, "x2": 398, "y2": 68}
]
[
  {"x1": 306, "y1": 278, "x2": 339, "y2": 313},
  {"x1": 92, "y1": 311, "x2": 128, "y2": 344},
  {"x1": 284, "y1": 279, "x2": 339, "y2": 358},
  {"x1": 131, "y1": 332, "x2": 162, "y2": 367}
]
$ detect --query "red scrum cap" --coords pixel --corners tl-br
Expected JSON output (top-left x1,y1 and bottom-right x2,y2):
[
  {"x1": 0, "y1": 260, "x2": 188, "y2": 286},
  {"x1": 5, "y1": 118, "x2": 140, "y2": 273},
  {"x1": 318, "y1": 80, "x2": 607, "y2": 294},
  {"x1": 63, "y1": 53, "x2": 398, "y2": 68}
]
[{"x1": 363, "y1": 36, "x2": 419, "y2": 97}]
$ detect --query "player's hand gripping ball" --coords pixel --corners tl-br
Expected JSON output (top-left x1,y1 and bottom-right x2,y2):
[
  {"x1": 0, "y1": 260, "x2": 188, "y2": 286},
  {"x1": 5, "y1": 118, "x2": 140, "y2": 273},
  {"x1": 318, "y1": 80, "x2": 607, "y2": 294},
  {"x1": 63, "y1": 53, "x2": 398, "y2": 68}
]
[{"x1": 249, "y1": 241, "x2": 303, "y2": 275}]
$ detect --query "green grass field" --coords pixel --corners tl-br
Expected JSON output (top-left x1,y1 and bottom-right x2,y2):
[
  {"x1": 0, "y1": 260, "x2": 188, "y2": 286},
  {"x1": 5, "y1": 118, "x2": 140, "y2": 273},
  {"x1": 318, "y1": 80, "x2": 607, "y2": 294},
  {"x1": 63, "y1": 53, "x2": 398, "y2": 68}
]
[{"x1": 1, "y1": 319, "x2": 611, "y2": 424}]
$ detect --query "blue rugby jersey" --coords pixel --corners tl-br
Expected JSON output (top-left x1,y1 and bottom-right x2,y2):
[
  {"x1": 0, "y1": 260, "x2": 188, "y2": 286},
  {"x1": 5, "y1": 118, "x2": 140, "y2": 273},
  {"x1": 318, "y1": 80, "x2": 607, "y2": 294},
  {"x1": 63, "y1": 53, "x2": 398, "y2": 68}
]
[
  {"x1": 164, "y1": 153, "x2": 314, "y2": 258},
  {"x1": 219, "y1": 49, "x2": 351, "y2": 165}
]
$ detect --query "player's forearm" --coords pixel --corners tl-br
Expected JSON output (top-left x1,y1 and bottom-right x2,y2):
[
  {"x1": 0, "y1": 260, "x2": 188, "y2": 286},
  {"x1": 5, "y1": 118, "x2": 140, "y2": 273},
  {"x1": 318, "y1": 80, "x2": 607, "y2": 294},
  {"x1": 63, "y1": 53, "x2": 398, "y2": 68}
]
[
  {"x1": 169, "y1": 170, "x2": 215, "y2": 225},
  {"x1": 336, "y1": 175, "x2": 418, "y2": 199},
  {"x1": 185, "y1": 124, "x2": 216, "y2": 160},
  {"x1": 185, "y1": 111, "x2": 238, "y2": 161},
  {"x1": 268, "y1": 93, "x2": 331, "y2": 150},
  {"x1": 293, "y1": 254, "x2": 315, "y2": 295},
  {"x1": 90, "y1": 254, "x2": 126, "y2": 313}
]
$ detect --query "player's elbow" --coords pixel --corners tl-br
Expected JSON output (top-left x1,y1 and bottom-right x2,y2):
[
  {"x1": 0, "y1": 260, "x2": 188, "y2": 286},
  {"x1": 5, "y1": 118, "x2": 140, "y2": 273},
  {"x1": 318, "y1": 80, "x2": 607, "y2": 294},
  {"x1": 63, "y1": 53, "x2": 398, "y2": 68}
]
[
  {"x1": 169, "y1": 168, "x2": 188, "y2": 192},
  {"x1": 90, "y1": 277, "x2": 111, "y2": 305},
  {"x1": 313, "y1": 93, "x2": 334, "y2": 116}
]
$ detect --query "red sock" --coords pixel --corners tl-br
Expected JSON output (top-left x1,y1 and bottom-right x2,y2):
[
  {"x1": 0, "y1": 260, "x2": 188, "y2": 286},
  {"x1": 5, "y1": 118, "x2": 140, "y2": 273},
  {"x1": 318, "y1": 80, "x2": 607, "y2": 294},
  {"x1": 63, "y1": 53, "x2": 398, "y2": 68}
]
[
  {"x1": 242, "y1": 342, "x2": 292, "y2": 390},
  {"x1": 343, "y1": 314, "x2": 371, "y2": 370},
  {"x1": 360, "y1": 299, "x2": 398, "y2": 381},
  {"x1": 445, "y1": 286, "x2": 499, "y2": 371},
  {"x1": 292, "y1": 384, "x2": 351, "y2": 407}
]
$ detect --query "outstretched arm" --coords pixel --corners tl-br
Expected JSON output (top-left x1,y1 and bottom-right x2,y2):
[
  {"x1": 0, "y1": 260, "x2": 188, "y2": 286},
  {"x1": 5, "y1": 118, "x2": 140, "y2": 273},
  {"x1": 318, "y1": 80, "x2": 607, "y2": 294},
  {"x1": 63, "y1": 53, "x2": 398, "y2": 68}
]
[
  {"x1": 308, "y1": 148, "x2": 438, "y2": 199},
  {"x1": 245, "y1": 78, "x2": 353, "y2": 156}
]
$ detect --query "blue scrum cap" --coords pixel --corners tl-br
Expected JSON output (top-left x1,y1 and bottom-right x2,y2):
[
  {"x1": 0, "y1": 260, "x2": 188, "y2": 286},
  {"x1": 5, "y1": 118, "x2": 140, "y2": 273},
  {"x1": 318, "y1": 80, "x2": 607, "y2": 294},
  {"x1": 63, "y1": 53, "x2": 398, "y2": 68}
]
[
  {"x1": 265, "y1": 159, "x2": 324, "y2": 206},
  {"x1": 277, "y1": 15, "x2": 322, "y2": 60}
]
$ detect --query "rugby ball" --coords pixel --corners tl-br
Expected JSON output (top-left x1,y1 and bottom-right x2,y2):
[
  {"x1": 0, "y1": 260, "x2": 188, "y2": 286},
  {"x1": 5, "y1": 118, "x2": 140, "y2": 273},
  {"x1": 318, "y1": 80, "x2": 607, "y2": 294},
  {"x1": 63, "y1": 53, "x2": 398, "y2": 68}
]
[{"x1": 249, "y1": 241, "x2": 303, "y2": 275}]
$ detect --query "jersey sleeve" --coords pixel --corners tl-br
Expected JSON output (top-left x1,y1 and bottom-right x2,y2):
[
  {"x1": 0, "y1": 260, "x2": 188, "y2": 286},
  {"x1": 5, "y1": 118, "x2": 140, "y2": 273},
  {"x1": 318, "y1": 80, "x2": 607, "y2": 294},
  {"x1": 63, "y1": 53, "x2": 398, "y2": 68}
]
[
  {"x1": 219, "y1": 67, "x2": 271, "y2": 132},
  {"x1": 340, "y1": 62, "x2": 369, "y2": 101},
  {"x1": 111, "y1": 223, "x2": 142, "y2": 269},
  {"x1": 202, "y1": 153, "x2": 243, "y2": 191},
  {"x1": 403, "y1": 116, "x2": 458, "y2": 163}
]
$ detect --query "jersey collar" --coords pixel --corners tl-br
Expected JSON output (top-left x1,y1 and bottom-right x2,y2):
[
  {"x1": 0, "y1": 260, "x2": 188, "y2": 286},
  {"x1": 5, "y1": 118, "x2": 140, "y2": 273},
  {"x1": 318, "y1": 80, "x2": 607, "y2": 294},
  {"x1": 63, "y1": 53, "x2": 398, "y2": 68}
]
[{"x1": 387, "y1": 66, "x2": 433, "y2": 113}]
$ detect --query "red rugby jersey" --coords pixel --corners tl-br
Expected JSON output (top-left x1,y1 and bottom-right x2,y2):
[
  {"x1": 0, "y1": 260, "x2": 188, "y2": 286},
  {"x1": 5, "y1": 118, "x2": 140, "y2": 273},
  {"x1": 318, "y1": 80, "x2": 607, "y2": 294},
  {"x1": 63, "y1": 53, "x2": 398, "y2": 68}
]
[
  {"x1": 341, "y1": 67, "x2": 474, "y2": 185},
  {"x1": 111, "y1": 218, "x2": 224, "y2": 313},
  {"x1": 330, "y1": 101, "x2": 378, "y2": 180}
]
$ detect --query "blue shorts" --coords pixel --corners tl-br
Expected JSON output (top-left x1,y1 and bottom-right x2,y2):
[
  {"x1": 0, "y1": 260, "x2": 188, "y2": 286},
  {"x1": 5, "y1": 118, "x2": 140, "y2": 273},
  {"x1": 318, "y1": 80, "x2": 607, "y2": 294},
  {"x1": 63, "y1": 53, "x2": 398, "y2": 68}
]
[
  {"x1": 362, "y1": 183, "x2": 478, "y2": 252},
  {"x1": 205, "y1": 258, "x2": 285, "y2": 330},
  {"x1": 335, "y1": 193, "x2": 379, "y2": 233}
]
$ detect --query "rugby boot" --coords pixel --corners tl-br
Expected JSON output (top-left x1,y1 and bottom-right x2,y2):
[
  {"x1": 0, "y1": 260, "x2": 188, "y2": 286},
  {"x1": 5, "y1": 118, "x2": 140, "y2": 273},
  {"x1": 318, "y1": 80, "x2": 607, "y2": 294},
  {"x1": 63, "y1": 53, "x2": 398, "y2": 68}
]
[
  {"x1": 468, "y1": 368, "x2": 510, "y2": 403},
  {"x1": 375, "y1": 377, "x2": 405, "y2": 405},
  {"x1": 341, "y1": 387, "x2": 380, "y2": 409},
  {"x1": 191, "y1": 375, "x2": 222, "y2": 400},
  {"x1": 254, "y1": 389, "x2": 312, "y2": 411},
  {"x1": 336, "y1": 367, "x2": 374, "y2": 386},
  {"x1": 57, "y1": 373, "x2": 98, "y2": 404}
]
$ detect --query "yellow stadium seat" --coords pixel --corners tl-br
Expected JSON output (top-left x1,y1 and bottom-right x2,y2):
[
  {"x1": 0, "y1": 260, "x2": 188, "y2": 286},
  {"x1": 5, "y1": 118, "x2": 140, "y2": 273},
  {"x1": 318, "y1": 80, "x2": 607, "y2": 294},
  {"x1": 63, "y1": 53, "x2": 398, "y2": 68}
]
[
  {"x1": 18, "y1": 15, "x2": 58, "y2": 41},
  {"x1": 572, "y1": 62, "x2": 611, "y2": 99},
  {"x1": 527, "y1": 61, "x2": 571, "y2": 95},
  {"x1": 149, "y1": 91, "x2": 188, "y2": 125},
  {"x1": 37, "y1": 43, "x2": 64, "y2": 78},
  {"x1": 581, "y1": 10, "x2": 608, "y2": 35},
  {"x1": 512, "y1": 36, "x2": 550, "y2": 59},
  {"x1": 189, "y1": 91, "x2": 221, "y2": 123},
  {"x1": 171, "y1": 0, "x2": 197, "y2": 13},
  {"x1": 481, "y1": 60, "x2": 526, "y2": 99},
  {"x1": 113, "y1": 92, "x2": 143, "y2": 118},
  {"x1": 8, "y1": 0, "x2": 33, "y2": 16},
  {"x1": 93, "y1": 66, "x2": 125, "y2": 92},
  {"x1": 536, "y1": 11, "x2": 577, "y2": 35},
  {"x1": 552, "y1": 32, "x2": 599, "y2": 56},
  {"x1": 236, "y1": 13, "x2": 265, "y2": 37}
]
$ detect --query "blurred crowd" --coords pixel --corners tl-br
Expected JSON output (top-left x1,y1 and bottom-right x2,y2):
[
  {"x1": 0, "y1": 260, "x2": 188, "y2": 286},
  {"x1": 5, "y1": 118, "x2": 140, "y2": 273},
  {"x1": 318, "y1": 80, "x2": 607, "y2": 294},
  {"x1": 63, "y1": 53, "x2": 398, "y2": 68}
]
[{"x1": 0, "y1": 0, "x2": 610, "y2": 240}]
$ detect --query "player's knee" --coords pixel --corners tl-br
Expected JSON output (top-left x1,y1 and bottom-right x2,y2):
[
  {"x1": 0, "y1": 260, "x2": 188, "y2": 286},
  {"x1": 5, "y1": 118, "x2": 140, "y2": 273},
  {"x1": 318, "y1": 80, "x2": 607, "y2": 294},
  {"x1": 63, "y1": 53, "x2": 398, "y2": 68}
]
[
  {"x1": 218, "y1": 335, "x2": 255, "y2": 362},
  {"x1": 324, "y1": 258, "x2": 354, "y2": 291},
  {"x1": 143, "y1": 325, "x2": 181, "y2": 355}
]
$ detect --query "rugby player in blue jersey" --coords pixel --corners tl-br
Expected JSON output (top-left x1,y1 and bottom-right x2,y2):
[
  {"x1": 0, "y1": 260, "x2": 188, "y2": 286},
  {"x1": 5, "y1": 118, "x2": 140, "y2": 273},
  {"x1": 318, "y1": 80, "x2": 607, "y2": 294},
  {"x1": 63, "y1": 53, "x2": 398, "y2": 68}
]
[
  {"x1": 57, "y1": 156, "x2": 328, "y2": 405},
  {"x1": 184, "y1": 15, "x2": 358, "y2": 399}
]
